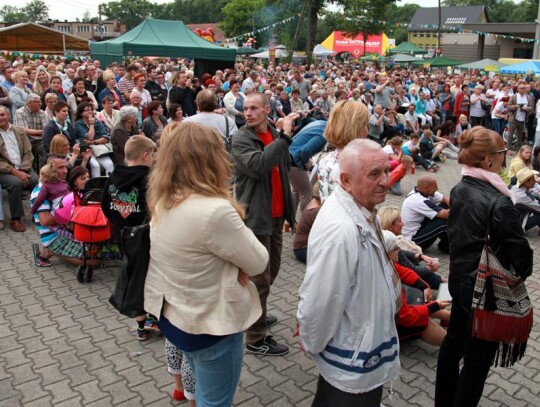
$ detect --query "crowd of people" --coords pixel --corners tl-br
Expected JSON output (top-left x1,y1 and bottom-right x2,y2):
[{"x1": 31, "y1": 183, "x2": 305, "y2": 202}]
[{"x1": 0, "y1": 54, "x2": 537, "y2": 406}]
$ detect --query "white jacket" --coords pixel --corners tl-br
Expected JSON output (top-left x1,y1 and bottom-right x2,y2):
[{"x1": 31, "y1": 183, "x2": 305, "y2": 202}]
[
  {"x1": 144, "y1": 195, "x2": 268, "y2": 336},
  {"x1": 297, "y1": 186, "x2": 400, "y2": 394}
]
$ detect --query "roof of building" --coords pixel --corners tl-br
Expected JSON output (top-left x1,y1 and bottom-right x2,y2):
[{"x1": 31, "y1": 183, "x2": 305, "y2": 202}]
[{"x1": 408, "y1": 6, "x2": 486, "y2": 31}]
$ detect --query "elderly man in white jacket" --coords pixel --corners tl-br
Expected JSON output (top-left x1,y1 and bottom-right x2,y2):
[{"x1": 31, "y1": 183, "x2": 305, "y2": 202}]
[{"x1": 297, "y1": 138, "x2": 402, "y2": 406}]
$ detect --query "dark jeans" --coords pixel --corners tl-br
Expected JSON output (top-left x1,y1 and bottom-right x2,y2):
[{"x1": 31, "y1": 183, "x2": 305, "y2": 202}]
[
  {"x1": 246, "y1": 217, "x2": 284, "y2": 344},
  {"x1": 293, "y1": 247, "x2": 307, "y2": 264},
  {"x1": 508, "y1": 120, "x2": 526, "y2": 150},
  {"x1": 525, "y1": 212, "x2": 540, "y2": 230},
  {"x1": 470, "y1": 116, "x2": 483, "y2": 127},
  {"x1": 0, "y1": 170, "x2": 39, "y2": 218},
  {"x1": 435, "y1": 278, "x2": 498, "y2": 407},
  {"x1": 312, "y1": 375, "x2": 382, "y2": 407},
  {"x1": 412, "y1": 217, "x2": 448, "y2": 252}
]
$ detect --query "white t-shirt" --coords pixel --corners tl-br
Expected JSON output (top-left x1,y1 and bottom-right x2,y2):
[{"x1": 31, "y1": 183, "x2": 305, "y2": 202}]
[
  {"x1": 492, "y1": 100, "x2": 506, "y2": 120},
  {"x1": 183, "y1": 112, "x2": 238, "y2": 141},
  {"x1": 401, "y1": 188, "x2": 445, "y2": 239}
]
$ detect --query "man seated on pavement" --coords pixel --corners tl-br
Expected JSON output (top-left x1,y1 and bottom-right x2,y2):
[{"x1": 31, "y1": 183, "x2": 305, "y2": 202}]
[
  {"x1": 30, "y1": 155, "x2": 98, "y2": 266},
  {"x1": 0, "y1": 105, "x2": 38, "y2": 232},
  {"x1": 401, "y1": 176, "x2": 450, "y2": 252},
  {"x1": 511, "y1": 167, "x2": 540, "y2": 231},
  {"x1": 14, "y1": 93, "x2": 49, "y2": 171}
]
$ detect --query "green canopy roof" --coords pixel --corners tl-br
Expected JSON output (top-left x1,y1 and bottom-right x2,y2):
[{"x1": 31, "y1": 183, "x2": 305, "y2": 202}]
[
  {"x1": 90, "y1": 19, "x2": 236, "y2": 67},
  {"x1": 412, "y1": 56, "x2": 463, "y2": 67},
  {"x1": 390, "y1": 53, "x2": 422, "y2": 63},
  {"x1": 236, "y1": 46, "x2": 257, "y2": 55},
  {"x1": 388, "y1": 42, "x2": 427, "y2": 55}
]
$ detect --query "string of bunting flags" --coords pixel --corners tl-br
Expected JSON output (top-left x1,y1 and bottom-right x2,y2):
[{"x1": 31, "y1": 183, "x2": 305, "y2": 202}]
[
  {"x1": 226, "y1": 14, "x2": 299, "y2": 42},
  {"x1": 361, "y1": 17, "x2": 539, "y2": 44},
  {"x1": 0, "y1": 50, "x2": 89, "y2": 60},
  {"x1": 227, "y1": 12, "x2": 537, "y2": 45}
]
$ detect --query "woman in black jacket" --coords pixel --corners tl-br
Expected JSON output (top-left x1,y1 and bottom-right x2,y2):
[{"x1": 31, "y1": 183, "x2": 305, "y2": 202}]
[{"x1": 435, "y1": 126, "x2": 533, "y2": 407}]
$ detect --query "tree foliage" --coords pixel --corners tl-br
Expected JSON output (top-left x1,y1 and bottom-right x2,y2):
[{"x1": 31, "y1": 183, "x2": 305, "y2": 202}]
[
  {"x1": 22, "y1": 0, "x2": 49, "y2": 23},
  {"x1": 0, "y1": 0, "x2": 48, "y2": 24}
]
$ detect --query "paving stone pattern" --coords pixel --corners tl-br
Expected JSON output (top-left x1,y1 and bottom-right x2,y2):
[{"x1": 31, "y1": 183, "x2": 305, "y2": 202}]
[{"x1": 1, "y1": 158, "x2": 539, "y2": 406}]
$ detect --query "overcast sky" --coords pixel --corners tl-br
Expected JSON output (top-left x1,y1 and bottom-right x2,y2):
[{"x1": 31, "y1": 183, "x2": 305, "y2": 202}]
[{"x1": 37, "y1": 0, "x2": 440, "y2": 22}]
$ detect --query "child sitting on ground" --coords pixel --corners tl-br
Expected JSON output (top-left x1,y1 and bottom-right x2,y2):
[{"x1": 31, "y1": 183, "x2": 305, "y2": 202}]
[
  {"x1": 383, "y1": 230, "x2": 450, "y2": 346},
  {"x1": 30, "y1": 160, "x2": 70, "y2": 215},
  {"x1": 388, "y1": 155, "x2": 414, "y2": 196}
]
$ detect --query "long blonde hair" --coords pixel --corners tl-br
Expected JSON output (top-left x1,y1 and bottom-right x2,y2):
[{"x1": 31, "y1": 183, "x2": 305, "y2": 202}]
[
  {"x1": 147, "y1": 122, "x2": 243, "y2": 220},
  {"x1": 33, "y1": 66, "x2": 51, "y2": 95},
  {"x1": 324, "y1": 100, "x2": 369, "y2": 148}
]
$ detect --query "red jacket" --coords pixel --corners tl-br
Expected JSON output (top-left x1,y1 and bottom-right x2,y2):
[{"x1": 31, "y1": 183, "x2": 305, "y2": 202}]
[{"x1": 394, "y1": 262, "x2": 438, "y2": 329}]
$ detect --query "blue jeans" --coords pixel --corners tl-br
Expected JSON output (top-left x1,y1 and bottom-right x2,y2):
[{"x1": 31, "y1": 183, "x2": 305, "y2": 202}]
[{"x1": 182, "y1": 332, "x2": 244, "y2": 407}]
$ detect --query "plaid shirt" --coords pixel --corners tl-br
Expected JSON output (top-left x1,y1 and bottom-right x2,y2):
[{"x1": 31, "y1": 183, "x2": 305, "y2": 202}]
[{"x1": 14, "y1": 106, "x2": 49, "y2": 139}]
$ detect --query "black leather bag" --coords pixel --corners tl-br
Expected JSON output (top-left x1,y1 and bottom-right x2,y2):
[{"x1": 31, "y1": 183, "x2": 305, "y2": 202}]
[{"x1": 109, "y1": 224, "x2": 150, "y2": 318}]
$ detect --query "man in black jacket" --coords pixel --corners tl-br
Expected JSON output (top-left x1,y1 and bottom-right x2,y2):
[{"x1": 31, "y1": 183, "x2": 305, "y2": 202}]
[
  {"x1": 168, "y1": 71, "x2": 196, "y2": 117},
  {"x1": 232, "y1": 92, "x2": 298, "y2": 356}
]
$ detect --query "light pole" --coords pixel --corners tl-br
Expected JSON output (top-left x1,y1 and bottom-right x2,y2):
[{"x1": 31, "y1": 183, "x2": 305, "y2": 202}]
[{"x1": 437, "y1": 0, "x2": 442, "y2": 56}]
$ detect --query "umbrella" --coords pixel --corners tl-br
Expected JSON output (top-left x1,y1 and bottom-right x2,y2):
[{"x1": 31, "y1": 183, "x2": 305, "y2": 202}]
[
  {"x1": 457, "y1": 59, "x2": 506, "y2": 71},
  {"x1": 236, "y1": 46, "x2": 257, "y2": 55},
  {"x1": 500, "y1": 61, "x2": 540, "y2": 75},
  {"x1": 313, "y1": 44, "x2": 335, "y2": 56},
  {"x1": 359, "y1": 53, "x2": 386, "y2": 61},
  {"x1": 250, "y1": 49, "x2": 289, "y2": 59}
]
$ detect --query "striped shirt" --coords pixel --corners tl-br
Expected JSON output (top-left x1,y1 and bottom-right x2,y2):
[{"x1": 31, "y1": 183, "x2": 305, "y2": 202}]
[{"x1": 30, "y1": 184, "x2": 58, "y2": 247}]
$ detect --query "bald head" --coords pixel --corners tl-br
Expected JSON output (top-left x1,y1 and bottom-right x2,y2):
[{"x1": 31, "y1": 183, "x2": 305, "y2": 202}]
[{"x1": 339, "y1": 139, "x2": 384, "y2": 177}]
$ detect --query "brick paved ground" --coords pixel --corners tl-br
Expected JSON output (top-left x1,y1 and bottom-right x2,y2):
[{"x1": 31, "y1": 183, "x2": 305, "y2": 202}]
[{"x1": 1, "y1": 158, "x2": 539, "y2": 407}]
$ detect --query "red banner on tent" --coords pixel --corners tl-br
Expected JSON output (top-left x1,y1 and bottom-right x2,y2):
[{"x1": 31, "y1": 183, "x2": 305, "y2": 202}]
[{"x1": 325, "y1": 32, "x2": 384, "y2": 58}]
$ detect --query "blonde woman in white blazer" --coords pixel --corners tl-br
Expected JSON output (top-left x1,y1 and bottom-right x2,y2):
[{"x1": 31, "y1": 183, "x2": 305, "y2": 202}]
[{"x1": 144, "y1": 122, "x2": 268, "y2": 407}]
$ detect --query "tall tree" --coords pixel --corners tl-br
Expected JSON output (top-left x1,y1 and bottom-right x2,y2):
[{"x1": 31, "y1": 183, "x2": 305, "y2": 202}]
[
  {"x1": 98, "y1": 0, "x2": 155, "y2": 29},
  {"x1": 340, "y1": 0, "x2": 396, "y2": 55},
  {"x1": 0, "y1": 5, "x2": 27, "y2": 23},
  {"x1": 22, "y1": 0, "x2": 49, "y2": 23}
]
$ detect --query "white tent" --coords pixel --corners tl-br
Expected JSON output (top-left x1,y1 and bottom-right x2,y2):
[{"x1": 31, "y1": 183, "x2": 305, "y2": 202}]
[
  {"x1": 313, "y1": 44, "x2": 335, "y2": 56},
  {"x1": 250, "y1": 49, "x2": 289, "y2": 59}
]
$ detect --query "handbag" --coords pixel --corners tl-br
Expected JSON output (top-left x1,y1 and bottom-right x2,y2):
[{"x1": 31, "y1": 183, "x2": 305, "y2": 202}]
[
  {"x1": 404, "y1": 285, "x2": 424, "y2": 305},
  {"x1": 471, "y1": 198, "x2": 533, "y2": 367},
  {"x1": 90, "y1": 141, "x2": 114, "y2": 157},
  {"x1": 109, "y1": 223, "x2": 150, "y2": 318}
]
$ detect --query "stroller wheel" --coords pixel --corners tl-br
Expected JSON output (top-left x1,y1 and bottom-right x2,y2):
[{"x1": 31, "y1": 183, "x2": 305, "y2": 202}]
[
  {"x1": 76, "y1": 266, "x2": 85, "y2": 283},
  {"x1": 84, "y1": 266, "x2": 93, "y2": 283}
]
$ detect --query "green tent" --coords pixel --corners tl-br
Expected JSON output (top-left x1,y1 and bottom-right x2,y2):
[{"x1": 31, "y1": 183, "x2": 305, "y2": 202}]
[
  {"x1": 390, "y1": 53, "x2": 422, "y2": 63},
  {"x1": 412, "y1": 56, "x2": 463, "y2": 67},
  {"x1": 90, "y1": 19, "x2": 235, "y2": 74},
  {"x1": 236, "y1": 47, "x2": 257, "y2": 55},
  {"x1": 388, "y1": 42, "x2": 427, "y2": 55}
]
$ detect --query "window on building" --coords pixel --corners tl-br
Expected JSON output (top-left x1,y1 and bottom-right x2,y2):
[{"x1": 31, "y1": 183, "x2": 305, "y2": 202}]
[
  {"x1": 56, "y1": 26, "x2": 70, "y2": 33},
  {"x1": 77, "y1": 26, "x2": 90, "y2": 33}
]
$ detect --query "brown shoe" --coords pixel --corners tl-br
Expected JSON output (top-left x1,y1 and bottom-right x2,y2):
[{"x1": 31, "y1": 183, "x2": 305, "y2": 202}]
[{"x1": 10, "y1": 219, "x2": 26, "y2": 232}]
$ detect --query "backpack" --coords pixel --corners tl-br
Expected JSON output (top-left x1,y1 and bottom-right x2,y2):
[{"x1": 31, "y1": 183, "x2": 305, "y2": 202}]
[{"x1": 109, "y1": 223, "x2": 150, "y2": 318}]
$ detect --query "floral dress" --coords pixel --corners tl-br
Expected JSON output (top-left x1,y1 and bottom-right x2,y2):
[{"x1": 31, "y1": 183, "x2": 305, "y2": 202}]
[{"x1": 316, "y1": 149, "x2": 341, "y2": 203}]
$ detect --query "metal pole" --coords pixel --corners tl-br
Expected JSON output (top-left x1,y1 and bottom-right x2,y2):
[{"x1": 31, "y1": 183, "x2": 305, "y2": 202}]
[
  {"x1": 437, "y1": 0, "x2": 442, "y2": 55},
  {"x1": 62, "y1": 34, "x2": 66, "y2": 55},
  {"x1": 534, "y1": 3, "x2": 540, "y2": 60}
]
